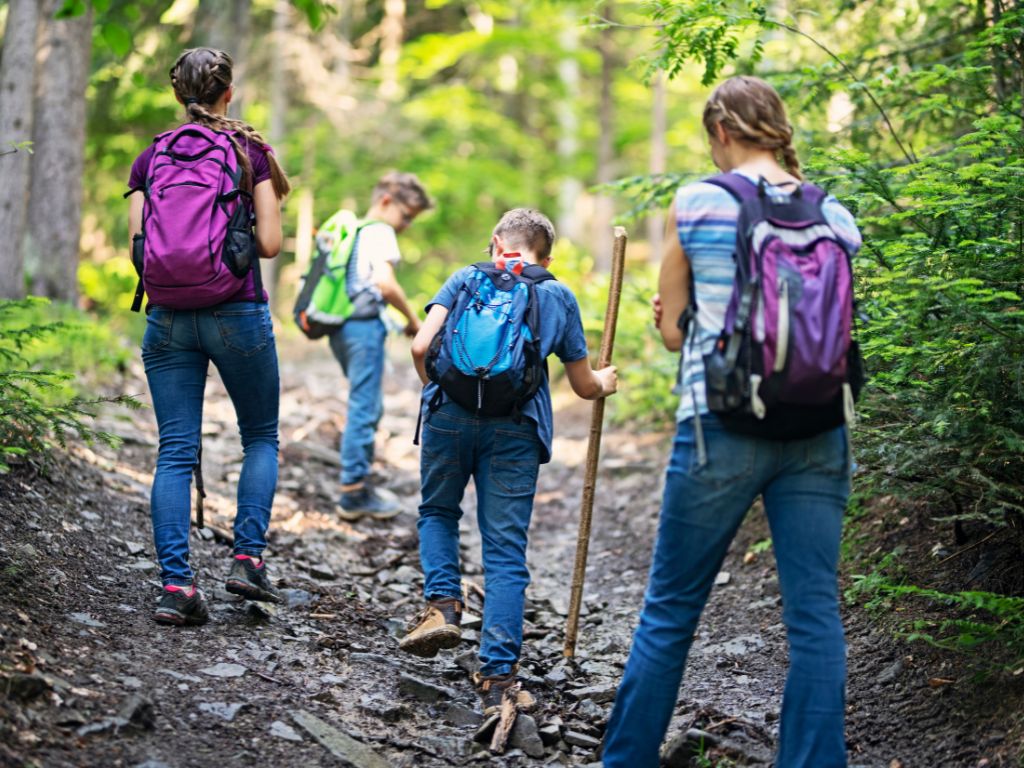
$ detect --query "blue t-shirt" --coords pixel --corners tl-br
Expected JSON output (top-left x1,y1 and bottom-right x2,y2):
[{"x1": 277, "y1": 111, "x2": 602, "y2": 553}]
[{"x1": 422, "y1": 264, "x2": 590, "y2": 464}]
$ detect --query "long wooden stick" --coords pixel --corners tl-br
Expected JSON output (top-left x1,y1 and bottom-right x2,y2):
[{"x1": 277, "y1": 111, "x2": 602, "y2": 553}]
[{"x1": 564, "y1": 227, "x2": 628, "y2": 658}]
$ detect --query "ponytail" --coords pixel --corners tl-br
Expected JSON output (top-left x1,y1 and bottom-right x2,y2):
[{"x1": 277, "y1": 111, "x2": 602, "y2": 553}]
[{"x1": 171, "y1": 48, "x2": 292, "y2": 200}]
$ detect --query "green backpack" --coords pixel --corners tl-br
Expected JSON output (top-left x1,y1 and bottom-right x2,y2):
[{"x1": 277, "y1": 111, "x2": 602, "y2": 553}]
[{"x1": 293, "y1": 210, "x2": 376, "y2": 339}]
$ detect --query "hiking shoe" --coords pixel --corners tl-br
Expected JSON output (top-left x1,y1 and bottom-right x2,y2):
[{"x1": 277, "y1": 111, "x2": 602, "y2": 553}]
[
  {"x1": 225, "y1": 555, "x2": 282, "y2": 603},
  {"x1": 473, "y1": 672, "x2": 535, "y2": 716},
  {"x1": 338, "y1": 485, "x2": 401, "y2": 521},
  {"x1": 153, "y1": 584, "x2": 209, "y2": 626},
  {"x1": 398, "y1": 598, "x2": 463, "y2": 657}
]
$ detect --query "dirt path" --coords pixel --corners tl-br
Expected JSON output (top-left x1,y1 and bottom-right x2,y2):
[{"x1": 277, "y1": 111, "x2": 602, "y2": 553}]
[{"x1": 0, "y1": 334, "x2": 1020, "y2": 767}]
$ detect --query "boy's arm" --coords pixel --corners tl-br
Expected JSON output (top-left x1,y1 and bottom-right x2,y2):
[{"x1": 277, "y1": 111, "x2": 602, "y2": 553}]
[
  {"x1": 564, "y1": 359, "x2": 618, "y2": 401},
  {"x1": 410, "y1": 304, "x2": 449, "y2": 384},
  {"x1": 374, "y1": 261, "x2": 420, "y2": 336}
]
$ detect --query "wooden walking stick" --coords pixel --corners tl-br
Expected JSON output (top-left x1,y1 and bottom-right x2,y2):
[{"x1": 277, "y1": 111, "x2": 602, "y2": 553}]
[{"x1": 564, "y1": 226, "x2": 628, "y2": 658}]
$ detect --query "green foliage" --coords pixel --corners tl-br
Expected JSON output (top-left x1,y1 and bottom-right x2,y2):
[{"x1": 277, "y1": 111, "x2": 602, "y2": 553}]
[
  {"x1": 0, "y1": 299, "x2": 138, "y2": 473},
  {"x1": 553, "y1": 240, "x2": 678, "y2": 424},
  {"x1": 848, "y1": 551, "x2": 1024, "y2": 670}
]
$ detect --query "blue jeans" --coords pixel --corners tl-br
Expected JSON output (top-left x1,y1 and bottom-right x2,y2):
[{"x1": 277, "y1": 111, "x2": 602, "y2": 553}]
[
  {"x1": 142, "y1": 303, "x2": 280, "y2": 587},
  {"x1": 329, "y1": 318, "x2": 386, "y2": 485},
  {"x1": 417, "y1": 401, "x2": 541, "y2": 677},
  {"x1": 603, "y1": 416, "x2": 850, "y2": 768}
]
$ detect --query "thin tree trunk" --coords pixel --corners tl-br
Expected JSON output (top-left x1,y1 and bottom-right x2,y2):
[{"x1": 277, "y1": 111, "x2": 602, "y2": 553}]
[
  {"x1": 378, "y1": 0, "x2": 405, "y2": 100},
  {"x1": 593, "y1": 8, "x2": 616, "y2": 271},
  {"x1": 262, "y1": 0, "x2": 290, "y2": 308},
  {"x1": 0, "y1": 0, "x2": 40, "y2": 299},
  {"x1": 647, "y1": 70, "x2": 667, "y2": 261},
  {"x1": 25, "y1": 0, "x2": 92, "y2": 303},
  {"x1": 557, "y1": 18, "x2": 582, "y2": 244}
]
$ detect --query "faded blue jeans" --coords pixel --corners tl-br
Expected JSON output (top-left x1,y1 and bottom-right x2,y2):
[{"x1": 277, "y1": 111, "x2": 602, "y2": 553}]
[
  {"x1": 417, "y1": 401, "x2": 542, "y2": 677},
  {"x1": 603, "y1": 415, "x2": 850, "y2": 768},
  {"x1": 142, "y1": 303, "x2": 280, "y2": 587},
  {"x1": 328, "y1": 317, "x2": 386, "y2": 486}
]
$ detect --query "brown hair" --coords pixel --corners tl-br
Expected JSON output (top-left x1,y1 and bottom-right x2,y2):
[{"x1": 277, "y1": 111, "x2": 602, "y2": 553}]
[
  {"x1": 169, "y1": 48, "x2": 291, "y2": 199},
  {"x1": 371, "y1": 171, "x2": 432, "y2": 212},
  {"x1": 491, "y1": 208, "x2": 556, "y2": 260},
  {"x1": 702, "y1": 75, "x2": 802, "y2": 180}
]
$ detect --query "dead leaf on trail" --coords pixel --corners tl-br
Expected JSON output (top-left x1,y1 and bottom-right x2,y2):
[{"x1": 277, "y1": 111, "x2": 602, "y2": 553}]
[{"x1": 927, "y1": 677, "x2": 955, "y2": 687}]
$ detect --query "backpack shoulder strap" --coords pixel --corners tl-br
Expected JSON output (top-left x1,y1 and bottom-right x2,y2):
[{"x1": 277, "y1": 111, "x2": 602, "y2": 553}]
[
  {"x1": 520, "y1": 264, "x2": 556, "y2": 284},
  {"x1": 799, "y1": 182, "x2": 828, "y2": 206},
  {"x1": 703, "y1": 172, "x2": 759, "y2": 203}
]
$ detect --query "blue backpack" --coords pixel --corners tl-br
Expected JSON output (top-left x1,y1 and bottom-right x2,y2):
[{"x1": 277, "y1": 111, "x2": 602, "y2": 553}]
[{"x1": 425, "y1": 260, "x2": 555, "y2": 418}]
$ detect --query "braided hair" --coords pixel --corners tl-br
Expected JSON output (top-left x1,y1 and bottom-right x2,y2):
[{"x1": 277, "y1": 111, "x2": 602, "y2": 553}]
[
  {"x1": 169, "y1": 48, "x2": 291, "y2": 199},
  {"x1": 702, "y1": 76, "x2": 802, "y2": 180}
]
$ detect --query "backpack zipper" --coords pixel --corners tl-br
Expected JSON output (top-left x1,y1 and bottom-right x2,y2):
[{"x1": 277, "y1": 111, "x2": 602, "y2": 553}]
[{"x1": 775, "y1": 277, "x2": 790, "y2": 372}]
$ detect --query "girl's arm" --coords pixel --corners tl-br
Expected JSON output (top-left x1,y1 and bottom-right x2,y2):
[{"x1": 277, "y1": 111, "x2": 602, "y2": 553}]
[
  {"x1": 128, "y1": 191, "x2": 143, "y2": 240},
  {"x1": 411, "y1": 304, "x2": 448, "y2": 385},
  {"x1": 657, "y1": 207, "x2": 691, "y2": 352},
  {"x1": 253, "y1": 179, "x2": 282, "y2": 258}
]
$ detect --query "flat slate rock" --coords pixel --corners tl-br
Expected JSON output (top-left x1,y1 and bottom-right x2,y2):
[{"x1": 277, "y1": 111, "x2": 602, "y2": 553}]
[
  {"x1": 292, "y1": 710, "x2": 389, "y2": 768},
  {"x1": 270, "y1": 720, "x2": 303, "y2": 741},
  {"x1": 199, "y1": 663, "x2": 247, "y2": 678}
]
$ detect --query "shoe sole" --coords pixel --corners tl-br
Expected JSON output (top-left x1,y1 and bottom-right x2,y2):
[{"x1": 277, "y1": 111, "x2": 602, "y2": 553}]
[
  {"x1": 154, "y1": 609, "x2": 209, "y2": 626},
  {"x1": 398, "y1": 627, "x2": 461, "y2": 657},
  {"x1": 225, "y1": 579, "x2": 282, "y2": 604}
]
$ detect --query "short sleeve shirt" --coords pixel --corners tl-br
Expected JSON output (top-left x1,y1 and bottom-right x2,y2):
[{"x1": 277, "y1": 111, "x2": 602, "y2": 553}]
[
  {"x1": 346, "y1": 222, "x2": 402, "y2": 318},
  {"x1": 422, "y1": 265, "x2": 590, "y2": 463},
  {"x1": 674, "y1": 170, "x2": 863, "y2": 423},
  {"x1": 127, "y1": 130, "x2": 276, "y2": 304}
]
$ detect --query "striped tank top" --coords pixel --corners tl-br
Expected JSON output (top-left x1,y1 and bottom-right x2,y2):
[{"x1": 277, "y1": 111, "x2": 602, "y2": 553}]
[{"x1": 674, "y1": 170, "x2": 863, "y2": 424}]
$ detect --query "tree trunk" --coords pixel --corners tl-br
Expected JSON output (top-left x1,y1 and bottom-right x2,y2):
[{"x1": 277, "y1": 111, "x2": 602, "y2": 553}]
[
  {"x1": 25, "y1": 0, "x2": 92, "y2": 303},
  {"x1": 378, "y1": 0, "x2": 405, "y2": 100},
  {"x1": 557, "y1": 18, "x2": 582, "y2": 244},
  {"x1": 593, "y1": 10, "x2": 616, "y2": 271},
  {"x1": 261, "y1": 0, "x2": 289, "y2": 309},
  {"x1": 647, "y1": 70, "x2": 667, "y2": 261},
  {"x1": 196, "y1": 0, "x2": 251, "y2": 118},
  {"x1": 0, "y1": 0, "x2": 40, "y2": 300}
]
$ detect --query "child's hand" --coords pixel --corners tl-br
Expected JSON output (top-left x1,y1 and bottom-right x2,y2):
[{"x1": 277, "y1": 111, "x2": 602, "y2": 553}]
[
  {"x1": 597, "y1": 365, "x2": 618, "y2": 397},
  {"x1": 652, "y1": 293, "x2": 664, "y2": 327},
  {"x1": 403, "y1": 319, "x2": 421, "y2": 338}
]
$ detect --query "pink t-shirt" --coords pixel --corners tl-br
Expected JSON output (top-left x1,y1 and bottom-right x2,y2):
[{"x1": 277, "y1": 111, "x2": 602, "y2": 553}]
[{"x1": 127, "y1": 130, "x2": 276, "y2": 304}]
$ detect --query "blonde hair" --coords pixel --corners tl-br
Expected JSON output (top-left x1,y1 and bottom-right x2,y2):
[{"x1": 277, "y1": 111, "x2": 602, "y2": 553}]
[
  {"x1": 703, "y1": 76, "x2": 802, "y2": 180},
  {"x1": 491, "y1": 208, "x2": 556, "y2": 260},
  {"x1": 170, "y1": 48, "x2": 291, "y2": 199}
]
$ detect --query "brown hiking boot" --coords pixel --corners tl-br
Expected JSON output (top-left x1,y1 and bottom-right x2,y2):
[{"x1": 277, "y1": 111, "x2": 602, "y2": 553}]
[
  {"x1": 473, "y1": 671, "x2": 536, "y2": 716},
  {"x1": 398, "y1": 598, "x2": 463, "y2": 657}
]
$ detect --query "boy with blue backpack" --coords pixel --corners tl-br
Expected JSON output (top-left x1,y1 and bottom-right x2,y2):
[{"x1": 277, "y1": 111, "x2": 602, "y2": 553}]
[{"x1": 400, "y1": 208, "x2": 618, "y2": 712}]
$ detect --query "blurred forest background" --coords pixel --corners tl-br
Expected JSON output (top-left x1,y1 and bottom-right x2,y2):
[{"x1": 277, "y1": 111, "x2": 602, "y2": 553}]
[{"x1": 1, "y1": 0, "x2": 1023, "y2": 676}]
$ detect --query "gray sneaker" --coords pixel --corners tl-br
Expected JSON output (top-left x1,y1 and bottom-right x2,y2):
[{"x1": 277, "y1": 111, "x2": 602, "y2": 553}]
[{"x1": 338, "y1": 485, "x2": 401, "y2": 521}]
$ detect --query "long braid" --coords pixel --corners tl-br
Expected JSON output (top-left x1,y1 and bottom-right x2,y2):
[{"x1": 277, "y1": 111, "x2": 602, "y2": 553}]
[
  {"x1": 703, "y1": 76, "x2": 803, "y2": 180},
  {"x1": 170, "y1": 48, "x2": 291, "y2": 198}
]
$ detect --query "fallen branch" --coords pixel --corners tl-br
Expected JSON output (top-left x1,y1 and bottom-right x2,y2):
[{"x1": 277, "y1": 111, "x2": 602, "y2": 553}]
[{"x1": 489, "y1": 682, "x2": 521, "y2": 754}]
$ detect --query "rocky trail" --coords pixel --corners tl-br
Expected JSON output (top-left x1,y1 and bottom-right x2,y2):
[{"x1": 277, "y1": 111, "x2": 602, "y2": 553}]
[{"x1": 0, "y1": 336, "x2": 1020, "y2": 767}]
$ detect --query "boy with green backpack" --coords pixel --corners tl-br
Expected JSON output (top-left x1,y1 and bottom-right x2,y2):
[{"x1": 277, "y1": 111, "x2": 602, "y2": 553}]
[{"x1": 294, "y1": 172, "x2": 431, "y2": 519}]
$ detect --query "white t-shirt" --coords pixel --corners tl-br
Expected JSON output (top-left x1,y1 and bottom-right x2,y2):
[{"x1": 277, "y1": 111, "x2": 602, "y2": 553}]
[{"x1": 346, "y1": 222, "x2": 402, "y2": 318}]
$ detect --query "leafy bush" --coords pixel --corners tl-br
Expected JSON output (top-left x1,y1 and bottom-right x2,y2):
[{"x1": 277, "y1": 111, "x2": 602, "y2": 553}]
[{"x1": 0, "y1": 298, "x2": 137, "y2": 472}]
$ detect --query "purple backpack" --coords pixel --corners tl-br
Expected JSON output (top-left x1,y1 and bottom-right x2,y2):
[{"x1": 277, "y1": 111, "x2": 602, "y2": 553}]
[
  {"x1": 700, "y1": 173, "x2": 862, "y2": 439},
  {"x1": 130, "y1": 124, "x2": 259, "y2": 312}
]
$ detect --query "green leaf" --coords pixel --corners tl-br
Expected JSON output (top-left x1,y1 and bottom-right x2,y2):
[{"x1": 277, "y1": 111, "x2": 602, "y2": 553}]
[{"x1": 100, "y1": 23, "x2": 132, "y2": 57}]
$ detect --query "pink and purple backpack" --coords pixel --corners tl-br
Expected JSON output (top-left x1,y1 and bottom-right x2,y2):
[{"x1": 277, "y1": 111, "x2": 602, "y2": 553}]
[
  {"x1": 700, "y1": 173, "x2": 863, "y2": 439},
  {"x1": 130, "y1": 124, "x2": 259, "y2": 312}
]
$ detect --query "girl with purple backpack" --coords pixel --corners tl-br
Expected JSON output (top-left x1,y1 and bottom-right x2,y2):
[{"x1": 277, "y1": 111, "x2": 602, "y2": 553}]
[
  {"x1": 602, "y1": 76, "x2": 862, "y2": 767},
  {"x1": 126, "y1": 48, "x2": 290, "y2": 626}
]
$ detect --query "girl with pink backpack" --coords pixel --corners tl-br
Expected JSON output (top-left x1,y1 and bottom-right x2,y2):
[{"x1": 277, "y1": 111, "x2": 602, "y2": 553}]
[{"x1": 126, "y1": 48, "x2": 290, "y2": 626}]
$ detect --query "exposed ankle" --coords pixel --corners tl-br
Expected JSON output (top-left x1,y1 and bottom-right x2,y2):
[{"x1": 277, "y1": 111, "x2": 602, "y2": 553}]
[{"x1": 340, "y1": 481, "x2": 365, "y2": 493}]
